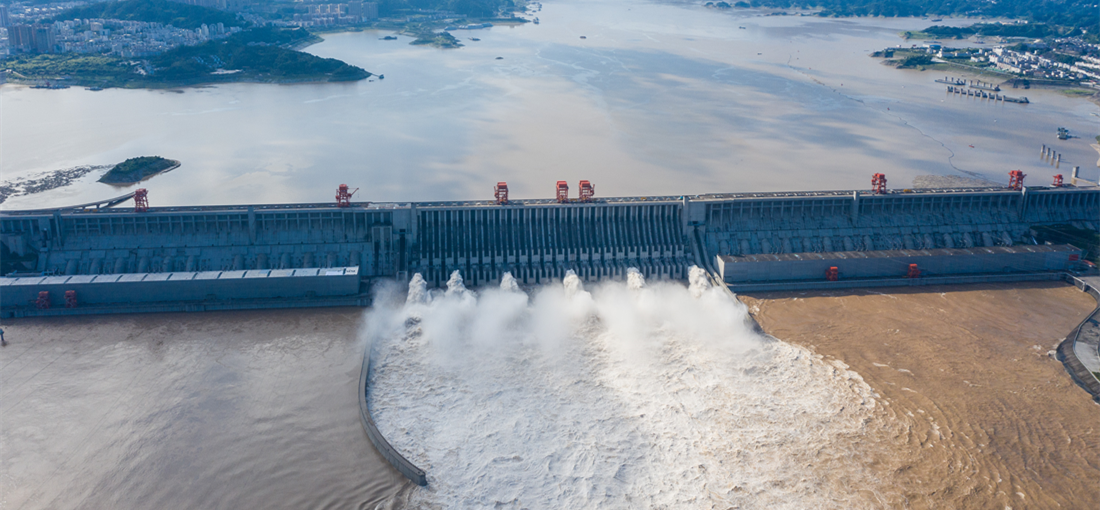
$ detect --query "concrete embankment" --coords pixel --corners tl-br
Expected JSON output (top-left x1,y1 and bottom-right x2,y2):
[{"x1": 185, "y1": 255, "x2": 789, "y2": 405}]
[
  {"x1": 1057, "y1": 276, "x2": 1100, "y2": 401},
  {"x1": 359, "y1": 341, "x2": 428, "y2": 486}
]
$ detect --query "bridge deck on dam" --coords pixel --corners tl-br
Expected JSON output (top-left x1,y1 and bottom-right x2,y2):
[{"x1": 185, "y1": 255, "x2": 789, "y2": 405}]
[{"x1": 1, "y1": 185, "x2": 1096, "y2": 315}]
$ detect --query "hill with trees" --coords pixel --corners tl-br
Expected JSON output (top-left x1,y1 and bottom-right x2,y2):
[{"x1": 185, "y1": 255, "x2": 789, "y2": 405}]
[
  {"x1": 151, "y1": 26, "x2": 369, "y2": 83},
  {"x1": 375, "y1": 0, "x2": 518, "y2": 18},
  {"x1": 738, "y1": 0, "x2": 1098, "y2": 35},
  {"x1": 4, "y1": 26, "x2": 369, "y2": 88},
  {"x1": 50, "y1": 0, "x2": 243, "y2": 30}
]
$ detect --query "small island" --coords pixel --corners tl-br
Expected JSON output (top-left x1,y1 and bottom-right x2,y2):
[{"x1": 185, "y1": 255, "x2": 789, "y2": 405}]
[
  {"x1": 98, "y1": 156, "x2": 181, "y2": 185},
  {"x1": 411, "y1": 31, "x2": 463, "y2": 49}
]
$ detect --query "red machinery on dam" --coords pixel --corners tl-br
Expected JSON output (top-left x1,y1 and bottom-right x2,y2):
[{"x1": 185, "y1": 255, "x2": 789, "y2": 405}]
[{"x1": 1, "y1": 175, "x2": 1096, "y2": 317}]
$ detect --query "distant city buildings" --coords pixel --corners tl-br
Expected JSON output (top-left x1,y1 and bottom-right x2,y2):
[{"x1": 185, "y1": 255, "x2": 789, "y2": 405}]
[
  {"x1": 0, "y1": 0, "x2": 388, "y2": 58},
  {"x1": 912, "y1": 36, "x2": 1100, "y2": 82},
  {"x1": 289, "y1": 2, "x2": 378, "y2": 27},
  {"x1": 8, "y1": 24, "x2": 56, "y2": 54},
  {"x1": 6, "y1": 18, "x2": 241, "y2": 57},
  {"x1": 987, "y1": 42, "x2": 1100, "y2": 81},
  {"x1": 176, "y1": 0, "x2": 250, "y2": 11}
]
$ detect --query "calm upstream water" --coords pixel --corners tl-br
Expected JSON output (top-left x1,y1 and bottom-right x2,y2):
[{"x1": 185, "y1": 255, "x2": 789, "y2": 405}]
[{"x1": 2, "y1": 0, "x2": 1098, "y2": 209}]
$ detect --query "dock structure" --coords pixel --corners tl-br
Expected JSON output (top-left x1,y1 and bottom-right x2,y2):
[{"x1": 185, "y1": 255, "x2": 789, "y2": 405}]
[
  {"x1": 1, "y1": 183, "x2": 1097, "y2": 316},
  {"x1": 946, "y1": 85, "x2": 1028, "y2": 103}
]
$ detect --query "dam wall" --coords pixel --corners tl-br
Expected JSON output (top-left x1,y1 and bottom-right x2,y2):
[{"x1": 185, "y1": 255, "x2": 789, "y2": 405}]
[
  {"x1": 695, "y1": 187, "x2": 1097, "y2": 258},
  {"x1": 1, "y1": 185, "x2": 1096, "y2": 316},
  {"x1": 411, "y1": 200, "x2": 686, "y2": 288},
  {"x1": 716, "y1": 245, "x2": 1082, "y2": 284},
  {"x1": 0, "y1": 267, "x2": 360, "y2": 311},
  {"x1": 1, "y1": 204, "x2": 406, "y2": 278}
]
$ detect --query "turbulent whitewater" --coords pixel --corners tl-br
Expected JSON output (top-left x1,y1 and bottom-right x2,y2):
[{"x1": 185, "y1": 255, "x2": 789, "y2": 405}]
[{"x1": 365, "y1": 267, "x2": 883, "y2": 509}]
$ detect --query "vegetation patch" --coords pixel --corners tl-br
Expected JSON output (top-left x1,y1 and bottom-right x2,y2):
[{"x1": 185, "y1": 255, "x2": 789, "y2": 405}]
[
  {"x1": 2, "y1": 27, "x2": 369, "y2": 87},
  {"x1": 151, "y1": 27, "x2": 367, "y2": 83},
  {"x1": 738, "y1": 0, "x2": 1098, "y2": 37},
  {"x1": 99, "y1": 156, "x2": 180, "y2": 185},
  {"x1": 376, "y1": 0, "x2": 516, "y2": 18},
  {"x1": 4, "y1": 54, "x2": 130, "y2": 86},
  {"x1": 411, "y1": 31, "x2": 463, "y2": 49},
  {"x1": 1059, "y1": 89, "x2": 1097, "y2": 98},
  {"x1": 894, "y1": 54, "x2": 934, "y2": 69},
  {"x1": 918, "y1": 22, "x2": 1057, "y2": 40},
  {"x1": 50, "y1": 0, "x2": 243, "y2": 30}
]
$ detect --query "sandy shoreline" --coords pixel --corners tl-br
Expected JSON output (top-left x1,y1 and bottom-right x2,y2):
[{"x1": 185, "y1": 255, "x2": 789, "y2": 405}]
[{"x1": 740, "y1": 282, "x2": 1100, "y2": 509}]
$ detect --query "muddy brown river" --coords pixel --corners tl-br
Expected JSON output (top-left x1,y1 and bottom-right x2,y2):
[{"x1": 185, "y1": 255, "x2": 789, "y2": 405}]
[
  {"x1": 740, "y1": 282, "x2": 1100, "y2": 509},
  {"x1": 2, "y1": 282, "x2": 1095, "y2": 509},
  {"x1": 0, "y1": 309, "x2": 410, "y2": 510}
]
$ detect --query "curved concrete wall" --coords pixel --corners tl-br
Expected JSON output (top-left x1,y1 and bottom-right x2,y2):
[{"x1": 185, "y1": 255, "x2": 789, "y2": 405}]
[
  {"x1": 358, "y1": 343, "x2": 428, "y2": 486},
  {"x1": 1057, "y1": 276, "x2": 1100, "y2": 402}
]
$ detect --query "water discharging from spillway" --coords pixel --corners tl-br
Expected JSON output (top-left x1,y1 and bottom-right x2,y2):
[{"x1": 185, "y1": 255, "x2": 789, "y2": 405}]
[{"x1": 366, "y1": 268, "x2": 884, "y2": 508}]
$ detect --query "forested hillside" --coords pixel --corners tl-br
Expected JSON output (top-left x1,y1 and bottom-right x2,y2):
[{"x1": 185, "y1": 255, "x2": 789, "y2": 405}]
[
  {"x1": 739, "y1": 0, "x2": 1098, "y2": 30},
  {"x1": 50, "y1": 0, "x2": 243, "y2": 30}
]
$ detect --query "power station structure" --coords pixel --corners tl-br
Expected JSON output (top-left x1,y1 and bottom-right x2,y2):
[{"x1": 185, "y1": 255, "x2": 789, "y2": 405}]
[{"x1": 2, "y1": 174, "x2": 1096, "y2": 316}]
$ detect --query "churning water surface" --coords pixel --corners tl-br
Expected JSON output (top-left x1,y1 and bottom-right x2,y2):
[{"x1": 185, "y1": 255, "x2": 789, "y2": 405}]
[{"x1": 368, "y1": 268, "x2": 886, "y2": 508}]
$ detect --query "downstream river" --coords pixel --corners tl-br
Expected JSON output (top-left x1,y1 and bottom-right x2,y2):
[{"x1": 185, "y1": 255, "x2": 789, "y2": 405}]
[{"x1": 2, "y1": 0, "x2": 1098, "y2": 209}]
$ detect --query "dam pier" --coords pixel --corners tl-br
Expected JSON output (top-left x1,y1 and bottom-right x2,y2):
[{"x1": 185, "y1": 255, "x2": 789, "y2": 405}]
[{"x1": 1, "y1": 177, "x2": 1096, "y2": 317}]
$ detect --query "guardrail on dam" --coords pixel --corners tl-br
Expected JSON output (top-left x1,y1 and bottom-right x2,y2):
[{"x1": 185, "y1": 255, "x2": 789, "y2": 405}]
[{"x1": 1, "y1": 183, "x2": 1097, "y2": 316}]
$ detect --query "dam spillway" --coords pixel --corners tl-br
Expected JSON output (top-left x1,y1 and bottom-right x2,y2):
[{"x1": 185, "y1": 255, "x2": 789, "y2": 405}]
[{"x1": 1, "y1": 184, "x2": 1097, "y2": 316}]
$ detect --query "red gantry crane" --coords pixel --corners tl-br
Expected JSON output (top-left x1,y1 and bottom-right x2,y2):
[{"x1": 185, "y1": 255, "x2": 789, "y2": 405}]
[
  {"x1": 556, "y1": 181, "x2": 569, "y2": 203},
  {"x1": 336, "y1": 184, "x2": 359, "y2": 207},
  {"x1": 133, "y1": 188, "x2": 149, "y2": 213},
  {"x1": 871, "y1": 173, "x2": 887, "y2": 194},
  {"x1": 1008, "y1": 170, "x2": 1026, "y2": 190},
  {"x1": 578, "y1": 180, "x2": 594, "y2": 202}
]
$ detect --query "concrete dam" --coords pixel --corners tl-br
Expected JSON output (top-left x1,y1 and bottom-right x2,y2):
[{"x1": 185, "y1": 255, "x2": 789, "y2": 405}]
[{"x1": 1, "y1": 181, "x2": 1096, "y2": 317}]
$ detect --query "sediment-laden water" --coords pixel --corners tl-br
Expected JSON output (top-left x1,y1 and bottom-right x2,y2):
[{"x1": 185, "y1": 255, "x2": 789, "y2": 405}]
[
  {"x1": 367, "y1": 268, "x2": 889, "y2": 508},
  {"x1": 3, "y1": 280, "x2": 1093, "y2": 509},
  {"x1": 0, "y1": 310, "x2": 410, "y2": 510},
  {"x1": 741, "y1": 283, "x2": 1100, "y2": 509}
]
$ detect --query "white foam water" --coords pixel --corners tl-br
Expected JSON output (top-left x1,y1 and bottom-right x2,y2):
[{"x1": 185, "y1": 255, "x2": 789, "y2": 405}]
[{"x1": 365, "y1": 267, "x2": 881, "y2": 509}]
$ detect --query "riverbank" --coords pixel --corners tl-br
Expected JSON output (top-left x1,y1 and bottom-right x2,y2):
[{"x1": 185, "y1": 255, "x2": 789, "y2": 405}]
[{"x1": 739, "y1": 282, "x2": 1100, "y2": 509}]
